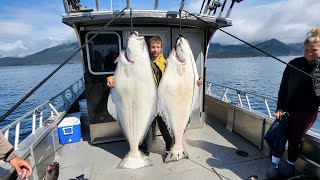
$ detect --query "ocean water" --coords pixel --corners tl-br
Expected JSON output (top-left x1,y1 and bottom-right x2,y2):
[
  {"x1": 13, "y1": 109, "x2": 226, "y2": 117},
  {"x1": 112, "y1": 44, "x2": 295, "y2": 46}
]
[
  {"x1": 0, "y1": 64, "x2": 83, "y2": 141},
  {"x1": 0, "y1": 56, "x2": 319, "y2": 141}
]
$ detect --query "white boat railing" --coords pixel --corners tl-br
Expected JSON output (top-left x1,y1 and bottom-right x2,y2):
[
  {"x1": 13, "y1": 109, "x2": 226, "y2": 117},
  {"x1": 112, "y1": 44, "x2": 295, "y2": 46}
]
[
  {"x1": 0, "y1": 78, "x2": 84, "y2": 150},
  {"x1": 205, "y1": 81, "x2": 278, "y2": 118}
]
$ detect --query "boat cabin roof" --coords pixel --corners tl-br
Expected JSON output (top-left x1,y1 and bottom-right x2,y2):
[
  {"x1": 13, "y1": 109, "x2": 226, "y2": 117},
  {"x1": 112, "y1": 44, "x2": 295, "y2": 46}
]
[{"x1": 62, "y1": 10, "x2": 232, "y2": 29}]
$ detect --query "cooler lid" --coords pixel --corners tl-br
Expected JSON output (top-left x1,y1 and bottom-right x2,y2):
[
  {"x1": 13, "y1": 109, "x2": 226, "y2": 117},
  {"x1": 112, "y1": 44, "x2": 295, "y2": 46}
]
[{"x1": 58, "y1": 112, "x2": 81, "y2": 127}]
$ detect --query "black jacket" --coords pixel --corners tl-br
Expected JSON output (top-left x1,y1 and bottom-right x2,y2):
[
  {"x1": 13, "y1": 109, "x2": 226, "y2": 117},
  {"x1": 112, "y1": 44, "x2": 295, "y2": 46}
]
[{"x1": 277, "y1": 57, "x2": 319, "y2": 112}]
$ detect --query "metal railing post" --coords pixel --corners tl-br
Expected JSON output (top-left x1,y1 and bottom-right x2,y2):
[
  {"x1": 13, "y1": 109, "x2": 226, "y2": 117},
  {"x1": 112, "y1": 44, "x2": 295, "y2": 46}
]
[
  {"x1": 49, "y1": 103, "x2": 60, "y2": 116},
  {"x1": 206, "y1": 83, "x2": 212, "y2": 95},
  {"x1": 32, "y1": 112, "x2": 36, "y2": 134},
  {"x1": 237, "y1": 93, "x2": 243, "y2": 107},
  {"x1": 14, "y1": 122, "x2": 20, "y2": 149},
  {"x1": 245, "y1": 94, "x2": 251, "y2": 110},
  {"x1": 222, "y1": 88, "x2": 229, "y2": 101},
  {"x1": 264, "y1": 98, "x2": 272, "y2": 117},
  {"x1": 39, "y1": 110, "x2": 43, "y2": 128}
]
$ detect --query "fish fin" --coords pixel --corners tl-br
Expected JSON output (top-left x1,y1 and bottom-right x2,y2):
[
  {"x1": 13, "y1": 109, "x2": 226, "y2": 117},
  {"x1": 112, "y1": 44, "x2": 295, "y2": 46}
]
[
  {"x1": 195, "y1": 52, "x2": 204, "y2": 77},
  {"x1": 107, "y1": 90, "x2": 118, "y2": 121},
  {"x1": 157, "y1": 87, "x2": 173, "y2": 138},
  {"x1": 191, "y1": 90, "x2": 200, "y2": 112},
  {"x1": 191, "y1": 52, "x2": 201, "y2": 112},
  {"x1": 140, "y1": 93, "x2": 158, "y2": 145}
]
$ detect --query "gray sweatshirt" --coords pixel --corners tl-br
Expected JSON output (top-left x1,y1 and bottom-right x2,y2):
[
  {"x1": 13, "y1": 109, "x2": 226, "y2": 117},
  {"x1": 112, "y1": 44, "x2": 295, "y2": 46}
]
[{"x1": 0, "y1": 132, "x2": 17, "y2": 162}]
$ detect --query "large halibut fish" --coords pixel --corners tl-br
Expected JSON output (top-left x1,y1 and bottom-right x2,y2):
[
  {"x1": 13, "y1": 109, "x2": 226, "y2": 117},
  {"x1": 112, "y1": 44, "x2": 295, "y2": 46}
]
[
  {"x1": 107, "y1": 32, "x2": 157, "y2": 169},
  {"x1": 158, "y1": 36, "x2": 199, "y2": 163}
]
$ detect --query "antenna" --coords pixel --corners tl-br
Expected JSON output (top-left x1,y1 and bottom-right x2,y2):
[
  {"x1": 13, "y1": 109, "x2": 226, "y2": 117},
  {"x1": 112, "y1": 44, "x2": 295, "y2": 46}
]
[
  {"x1": 154, "y1": 0, "x2": 159, "y2": 10},
  {"x1": 95, "y1": 0, "x2": 100, "y2": 11},
  {"x1": 127, "y1": 0, "x2": 131, "y2": 9}
]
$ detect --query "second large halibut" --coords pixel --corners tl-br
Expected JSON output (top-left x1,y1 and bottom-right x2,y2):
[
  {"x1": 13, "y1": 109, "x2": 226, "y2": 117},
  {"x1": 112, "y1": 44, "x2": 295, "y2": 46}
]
[{"x1": 158, "y1": 37, "x2": 199, "y2": 163}]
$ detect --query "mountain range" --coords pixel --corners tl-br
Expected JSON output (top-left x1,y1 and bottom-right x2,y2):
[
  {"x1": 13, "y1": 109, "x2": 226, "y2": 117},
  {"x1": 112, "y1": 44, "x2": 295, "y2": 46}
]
[
  {"x1": 208, "y1": 39, "x2": 303, "y2": 58},
  {"x1": 0, "y1": 43, "x2": 81, "y2": 66},
  {"x1": 0, "y1": 39, "x2": 304, "y2": 66}
]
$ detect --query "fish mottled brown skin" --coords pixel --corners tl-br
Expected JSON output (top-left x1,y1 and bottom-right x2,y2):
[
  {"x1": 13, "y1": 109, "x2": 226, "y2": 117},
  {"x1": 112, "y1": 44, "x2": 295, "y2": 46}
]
[{"x1": 107, "y1": 32, "x2": 157, "y2": 169}]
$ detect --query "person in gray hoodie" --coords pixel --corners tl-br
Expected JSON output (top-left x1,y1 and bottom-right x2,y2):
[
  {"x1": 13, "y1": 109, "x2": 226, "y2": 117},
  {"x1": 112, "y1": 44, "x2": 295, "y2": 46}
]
[{"x1": 0, "y1": 132, "x2": 32, "y2": 179}]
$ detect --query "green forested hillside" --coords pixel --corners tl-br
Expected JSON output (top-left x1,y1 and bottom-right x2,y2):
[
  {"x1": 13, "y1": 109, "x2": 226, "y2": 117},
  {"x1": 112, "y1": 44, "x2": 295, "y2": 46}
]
[{"x1": 0, "y1": 43, "x2": 81, "y2": 66}]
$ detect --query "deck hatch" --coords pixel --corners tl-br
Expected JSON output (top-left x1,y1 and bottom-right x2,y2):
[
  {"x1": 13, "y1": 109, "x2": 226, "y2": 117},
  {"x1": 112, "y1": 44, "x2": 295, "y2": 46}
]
[{"x1": 236, "y1": 150, "x2": 249, "y2": 157}]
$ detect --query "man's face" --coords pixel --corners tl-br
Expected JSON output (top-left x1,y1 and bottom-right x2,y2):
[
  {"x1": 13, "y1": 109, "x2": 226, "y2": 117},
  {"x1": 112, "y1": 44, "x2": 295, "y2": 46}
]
[
  {"x1": 149, "y1": 41, "x2": 162, "y2": 60},
  {"x1": 304, "y1": 42, "x2": 320, "y2": 62}
]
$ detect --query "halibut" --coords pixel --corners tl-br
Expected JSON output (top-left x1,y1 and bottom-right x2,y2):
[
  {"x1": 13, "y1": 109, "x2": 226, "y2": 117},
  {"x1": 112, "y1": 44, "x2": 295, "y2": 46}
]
[
  {"x1": 107, "y1": 32, "x2": 157, "y2": 169},
  {"x1": 158, "y1": 37, "x2": 199, "y2": 163}
]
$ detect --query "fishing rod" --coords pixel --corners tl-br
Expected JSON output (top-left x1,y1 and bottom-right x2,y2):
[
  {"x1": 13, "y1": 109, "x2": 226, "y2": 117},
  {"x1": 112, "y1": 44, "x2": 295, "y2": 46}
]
[
  {"x1": 218, "y1": 0, "x2": 227, "y2": 17},
  {"x1": 0, "y1": 7, "x2": 127, "y2": 122},
  {"x1": 182, "y1": 9, "x2": 319, "y2": 82},
  {"x1": 200, "y1": 0, "x2": 206, "y2": 14},
  {"x1": 202, "y1": 0, "x2": 211, "y2": 14}
]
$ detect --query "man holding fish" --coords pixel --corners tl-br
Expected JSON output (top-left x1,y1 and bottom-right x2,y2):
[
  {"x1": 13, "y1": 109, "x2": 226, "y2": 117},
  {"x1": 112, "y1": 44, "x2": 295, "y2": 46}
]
[{"x1": 107, "y1": 34, "x2": 202, "y2": 168}]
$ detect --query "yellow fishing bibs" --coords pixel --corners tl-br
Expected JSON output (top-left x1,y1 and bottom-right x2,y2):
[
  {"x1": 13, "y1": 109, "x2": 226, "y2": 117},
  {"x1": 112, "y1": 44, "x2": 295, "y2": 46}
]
[{"x1": 152, "y1": 53, "x2": 166, "y2": 86}]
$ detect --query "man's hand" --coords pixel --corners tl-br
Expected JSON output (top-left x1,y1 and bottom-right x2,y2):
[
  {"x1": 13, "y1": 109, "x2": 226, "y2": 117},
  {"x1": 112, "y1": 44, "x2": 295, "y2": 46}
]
[
  {"x1": 196, "y1": 77, "x2": 203, "y2": 86},
  {"x1": 274, "y1": 109, "x2": 284, "y2": 120},
  {"x1": 107, "y1": 78, "x2": 115, "y2": 88},
  {"x1": 9, "y1": 157, "x2": 32, "y2": 179}
]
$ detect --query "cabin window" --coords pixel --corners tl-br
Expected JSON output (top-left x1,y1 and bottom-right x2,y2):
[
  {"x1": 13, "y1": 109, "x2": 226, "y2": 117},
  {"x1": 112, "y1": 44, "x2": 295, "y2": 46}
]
[{"x1": 86, "y1": 32, "x2": 121, "y2": 75}]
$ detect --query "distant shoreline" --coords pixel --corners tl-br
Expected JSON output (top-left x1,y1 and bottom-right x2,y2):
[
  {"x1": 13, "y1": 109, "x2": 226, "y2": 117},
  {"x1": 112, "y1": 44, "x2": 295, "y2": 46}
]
[
  {"x1": 207, "y1": 54, "x2": 302, "y2": 59},
  {"x1": 0, "y1": 61, "x2": 81, "y2": 67}
]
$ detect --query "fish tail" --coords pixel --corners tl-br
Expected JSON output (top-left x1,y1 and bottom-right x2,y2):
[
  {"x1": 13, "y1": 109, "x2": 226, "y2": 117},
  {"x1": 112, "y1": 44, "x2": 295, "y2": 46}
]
[
  {"x1": 164, "y1": 144, "x2": 188, "y2": 163},
  {"x1": 117, "y1": 150, "x2": 153, "y2": 169}
]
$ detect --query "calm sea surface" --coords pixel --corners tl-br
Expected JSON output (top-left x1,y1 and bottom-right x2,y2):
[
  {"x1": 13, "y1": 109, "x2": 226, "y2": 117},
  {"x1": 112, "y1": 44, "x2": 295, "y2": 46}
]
[
  {"x1": 0, "y1": 64, "x2": 83, "y2": 139},
  {"x1": 0, "y1": 56, "x2": 319, "y2": 139}
]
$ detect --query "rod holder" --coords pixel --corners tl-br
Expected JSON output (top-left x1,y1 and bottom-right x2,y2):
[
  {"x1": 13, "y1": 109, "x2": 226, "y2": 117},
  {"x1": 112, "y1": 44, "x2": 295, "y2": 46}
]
[
  {"x1": 154, "y1": 0, "x2": 159, "y2": 10},
  {"x1": 63, "y1": 0, "x2": 70, "y2": 14},
  {"x1": 95, "y1": 0, "x2": 100, "y2": 11},
  {"x1": 127, "y1": 0, "x2": 131, "y2": 9}
]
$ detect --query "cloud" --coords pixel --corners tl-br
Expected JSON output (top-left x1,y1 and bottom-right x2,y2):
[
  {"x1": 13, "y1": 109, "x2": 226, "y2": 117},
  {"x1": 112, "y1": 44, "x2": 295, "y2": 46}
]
[
  {"x1": 0, "y1": 2, "x2": 76, "y2": 57},
  {"x1": 186, "y1": 0, "x2": 320, "y2": 44},
  {"x1": 0, "y1": 21, "x2": 32, "y2": 37},
  {"x1": 182, "y1": 0, "x2": 320, "y2": 44},
  {"x1": 0, "y1": 40, "x2": 28, "y2": 57},
  {"x1": 0, "y1": 36, "x2": 75, "y2": 58}
]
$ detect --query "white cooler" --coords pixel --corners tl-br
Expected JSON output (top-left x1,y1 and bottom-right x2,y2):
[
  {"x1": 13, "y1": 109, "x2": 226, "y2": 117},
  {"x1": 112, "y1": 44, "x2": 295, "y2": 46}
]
[{"x1": 58, "y1": 112, "x2": 81, "y2": 145}]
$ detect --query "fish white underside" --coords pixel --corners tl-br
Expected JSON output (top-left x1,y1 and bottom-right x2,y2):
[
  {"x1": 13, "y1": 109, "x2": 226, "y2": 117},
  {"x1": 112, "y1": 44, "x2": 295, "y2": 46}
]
[
  {"x1": 108, "y1": 50, "x2": 157, "y2": 169},
  {"x1": 158, "y1": 46, "x2": 199, "y2": 163}
]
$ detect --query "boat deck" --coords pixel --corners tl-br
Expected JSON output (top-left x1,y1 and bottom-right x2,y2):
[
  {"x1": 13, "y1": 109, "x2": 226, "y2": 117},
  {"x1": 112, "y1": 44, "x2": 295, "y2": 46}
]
[{"x1": 55, "y1": 117, "x2": 270, "y2": 180}]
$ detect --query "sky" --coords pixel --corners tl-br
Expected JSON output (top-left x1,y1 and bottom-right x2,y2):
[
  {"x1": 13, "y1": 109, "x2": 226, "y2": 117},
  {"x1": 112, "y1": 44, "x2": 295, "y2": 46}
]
[{"x1": 0, "y1": 0, "x2": 319, "y2": 58}]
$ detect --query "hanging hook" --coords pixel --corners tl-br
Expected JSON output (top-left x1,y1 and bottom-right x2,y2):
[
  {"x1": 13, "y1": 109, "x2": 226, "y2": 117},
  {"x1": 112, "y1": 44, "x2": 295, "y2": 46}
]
[
  {"x1": 130, "y1": 8, "x2": 133, "y2": 33},
  {"x1": 179, "y1": 0, "x2": 185, "y2": 36},
  {"x1": 179, "y1": 11, "x2": 182, "y2": 36}
]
